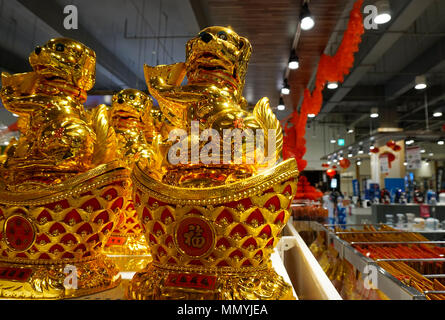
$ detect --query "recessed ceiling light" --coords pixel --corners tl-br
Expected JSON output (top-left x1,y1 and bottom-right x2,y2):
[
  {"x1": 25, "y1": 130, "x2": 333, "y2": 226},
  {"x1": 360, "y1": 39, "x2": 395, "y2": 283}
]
[
  {"x1": 327, "y1": 82, "x2": 339, "y2": 90},
  {"x1": 433, "y1": 111, "x2": 443, "y2": 118},
  {"x1": 415, "y1": 75, "x2": 427, "y2": 90},
  {"x1": 308, "y1": 113, "x2": 316, "y2": 118}
]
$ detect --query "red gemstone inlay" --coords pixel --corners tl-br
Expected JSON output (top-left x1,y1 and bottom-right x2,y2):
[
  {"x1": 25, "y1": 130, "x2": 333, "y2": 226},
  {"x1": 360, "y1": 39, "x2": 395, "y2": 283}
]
[
  {"x1": 274, "y1": 211, "x2": 286, "y2": 224},
  {"x1": 264, "y1": 196, "x2": 281, "y2": 211},
  {"x1": 37, "y1": 210, "x2": 53, "y2": 223},
  {"x1": 81, "y1": 198, "x2": 101, "y2": 212},
  {"x1": 246, "y1": 209, "x2": 264, "y2": 225},
  {"x1": 63, "y1": 210, "x2": 82, "y2": 225},
  {"x1": 216, "y1": 209, "x2": 233, "y2": 224},
  {"x1": 102, "y1": 188, "x2": 118, "y2": 200},
  {"x1": 229, "y1": 224, "x2": 247, "y2": 238}
]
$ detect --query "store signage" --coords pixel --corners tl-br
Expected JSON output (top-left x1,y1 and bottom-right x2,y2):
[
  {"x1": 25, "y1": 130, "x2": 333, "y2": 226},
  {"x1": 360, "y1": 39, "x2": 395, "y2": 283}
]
[
  {"x1": 406, "y1": 146, "x2": 421, "y2": 170},
  {"x1": 380, "y1": 155, "x2": 389, "y2": 174}
]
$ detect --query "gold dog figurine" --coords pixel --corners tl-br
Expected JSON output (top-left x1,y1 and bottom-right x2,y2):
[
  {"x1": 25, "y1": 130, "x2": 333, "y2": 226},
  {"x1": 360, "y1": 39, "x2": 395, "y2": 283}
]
[
  {"x1": 0, "y1": 38, "x2": 129, "y2": 299},
  {"x1": 144, "y1": 27, "x2": 283, "y2": 187},
  {"x1": 102, "y1": 89, "x2": 155, "y2": 271},
  {"x1": 127, "y1": 27, "x2": 297, "y2": 300},
  {"x1": 0, "y1": 38, "x2": 115, "y2": 190}
]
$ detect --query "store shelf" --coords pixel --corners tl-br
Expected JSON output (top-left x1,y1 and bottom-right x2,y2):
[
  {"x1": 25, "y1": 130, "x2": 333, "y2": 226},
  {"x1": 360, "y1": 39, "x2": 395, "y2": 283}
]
[
  {"x1": 282, "y1": 222, "x2": 342, "y2": 300},
  {"x1": 296, "y1": 221, "x2": 428, "y2": 300}
]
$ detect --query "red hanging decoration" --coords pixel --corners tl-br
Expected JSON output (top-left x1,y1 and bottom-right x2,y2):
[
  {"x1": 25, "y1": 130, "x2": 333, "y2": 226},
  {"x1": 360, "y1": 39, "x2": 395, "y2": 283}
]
[
  {"x1": 339, "y1": 158, "x2": 351, "y2": 169},
  {"x1": 370, "y1": 147, "x2": 380, "y2": 154},
  {"x1": 321, "y1": 163, "x2": 330, "y2": 168},
  {"x1": 294, "y1": 176, "x2": 323, "y2": 201},
  {"x1": 326, "y1": 169, "x2": 337, "y2": 178},
  {"x1": 380, "y1": 152, "x2": 396, "y2": 168},
  {"x1": 392, "y1": 145, "x2": 401, "y2": 152},
  {"x1": 386, "y1": 140, "x2": 396, "y2": 148},
  {"x1": 283, "y1": 0, "x2": 365, "y2": 172}
]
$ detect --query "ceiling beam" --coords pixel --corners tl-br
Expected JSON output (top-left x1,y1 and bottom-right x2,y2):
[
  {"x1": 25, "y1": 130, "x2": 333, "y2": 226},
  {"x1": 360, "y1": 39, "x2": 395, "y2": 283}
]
[
  {"x1": 16, "y1": 0, "x2": 143, "y2": 88},
  {"x1": 385, "y1": 38, "x2": 445, "y2": 99},
  {"x1": 317, "y1": 0, "x2": 435, "y2": 120}
]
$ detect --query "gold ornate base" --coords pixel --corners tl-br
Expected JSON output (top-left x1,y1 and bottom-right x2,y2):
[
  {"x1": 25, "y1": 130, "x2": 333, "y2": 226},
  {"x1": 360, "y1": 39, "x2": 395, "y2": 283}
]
[
  {"x1": 126, "y1": 263, "x2": 295, "y2": 300},
  {"x1": 103, "y1": 233, "x2": 152, "y2": 272},
  {"x1": 0, "y1": 254, "x2": 120, "y2": 299}
]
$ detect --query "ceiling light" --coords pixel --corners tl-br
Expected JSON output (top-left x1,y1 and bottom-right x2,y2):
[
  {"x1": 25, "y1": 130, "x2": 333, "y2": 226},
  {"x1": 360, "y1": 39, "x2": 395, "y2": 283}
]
[
  {"x1": 308, "y1": 113, "x2": 316, "y2": 118},
  {"x1": 357, "y1": 160, "x2": 362, "y2": 166},
  {"x1": 420, "y1": 149, "x2": 426, "y2": 153},
  {"x1": 277, "y1": 97, "x2": 285, "y2": 111},
  {"x1": 438, "y1": 140, "x2": 444, "y2": 145},
  {"x1": 327, "y1": 161, "x2": 331, "y2": 165},
  {"x1": 415, "y1": 75, "x2": 427, "y2": 90},
  {"x1": 404, "y1": 162, "x2": 407, "y2": 166},
  {"x1": 433, "y1": 111, "x2": 443, "y2": 118},
  {"x1": 348, "y1": 153, "x2": 353, "y2": 158},
  {"x1": 374, "y1": 0, "x2": 392, "y2": 24},
  {"x1": 370, "y1": 145, "x2": 375, "y2": 150},
  {"x1": 300, "y1": 2, "x2": 315, "y2": 31},
  {"x1": 281, "y1": 79, "x2": 290, "y2": 95},
  {"x1": 330, "y1": 139, "x2": 336, "y2": 144},
  {"x1": 327, "y1": 82, "x2": 339, "y2": 90},
  {"x1": 358, "y1": 149, "x2": 364, "y2": 155},
  {"x1": 429, "y1": 153, "x2": 434, "y2": 157},
  {"x1": 288, "y1": 50, "x2": 300, "y2": 70},
  {"x1": 370, "y1": 107, "x2": 379, "y2": 118},
  {"x1": 347, "y1": 128, "x2": 354, "y2": 134},
  {"x1": 406, "y1": 139, "x2": 414, "y2": 145}
]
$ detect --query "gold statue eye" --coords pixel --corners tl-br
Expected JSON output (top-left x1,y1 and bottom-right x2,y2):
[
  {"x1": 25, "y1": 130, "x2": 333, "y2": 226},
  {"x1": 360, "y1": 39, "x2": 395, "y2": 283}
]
[
  {"x1": 55, "y1": 43, "x2": 65, "y2": 52},
  {"x1": 218, "y1": 31, "x2": 228, "y2": 41}
]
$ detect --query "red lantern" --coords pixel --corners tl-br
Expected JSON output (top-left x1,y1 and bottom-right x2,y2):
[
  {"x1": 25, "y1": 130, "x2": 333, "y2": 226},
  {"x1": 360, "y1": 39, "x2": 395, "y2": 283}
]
[
  {"x1": 370, "y1": 147, "x2": 380, "y2": 153},
  {"x1": 386, "y1": 140, "x2": 396, "y2": 148},
  {"x1": 332, "y1": 165, "x2": 337, "y2": 169},
  {"x1": 322, "y1": 163, "x2": 330, "y2": 168},
  {"x1": 392, "y1": 144, "x2": 401, "y2": 152},
  {"x1": 339, "y1": 158, "x2": 351, "y2": 169},
  {"x1": 326, "y1": 169, "x2": 337, "y2": 178}
]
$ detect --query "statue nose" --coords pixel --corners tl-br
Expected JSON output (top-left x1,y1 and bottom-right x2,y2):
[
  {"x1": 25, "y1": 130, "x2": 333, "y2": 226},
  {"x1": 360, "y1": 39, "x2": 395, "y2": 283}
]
[
  {"x1": 34, "y1": 47, "x2": 42, "y2": 55},
  {"x1": 199, "y1": 32, "x2": 213, "y2": 43}
]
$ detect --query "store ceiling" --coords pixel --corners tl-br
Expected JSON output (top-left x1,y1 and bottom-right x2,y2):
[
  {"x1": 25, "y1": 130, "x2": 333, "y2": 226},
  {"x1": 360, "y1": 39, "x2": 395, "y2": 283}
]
[
  {"x1": 1, "y1": 0, "x2": 445, "y2": 145},
  {"x1": 317, "y1": 0, "x2": 445, "y2": 140}
]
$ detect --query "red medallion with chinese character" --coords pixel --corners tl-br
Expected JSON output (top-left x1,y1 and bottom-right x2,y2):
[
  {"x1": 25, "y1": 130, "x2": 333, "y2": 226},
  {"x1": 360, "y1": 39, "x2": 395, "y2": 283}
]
[
  {"x1": 175, "y1": 216, "x2": 214, "y2": 258},
  {"x1": 4, "y1": 215, "x2": 35, "y2": 252}
]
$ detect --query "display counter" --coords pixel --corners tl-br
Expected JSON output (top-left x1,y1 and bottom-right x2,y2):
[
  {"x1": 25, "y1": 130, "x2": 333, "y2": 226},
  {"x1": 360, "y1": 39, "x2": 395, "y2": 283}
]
[{"x1": 372, "y1": 203, "x2": 445, "y2": 224}]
